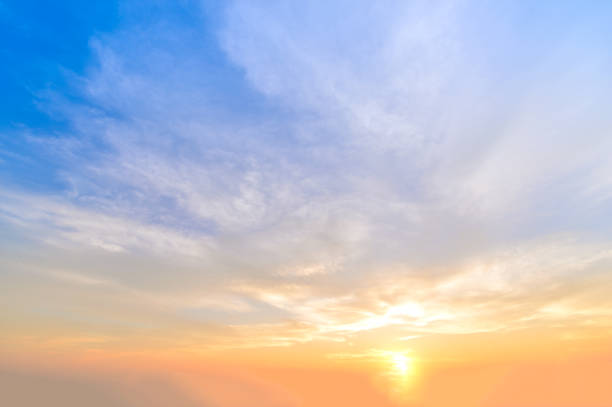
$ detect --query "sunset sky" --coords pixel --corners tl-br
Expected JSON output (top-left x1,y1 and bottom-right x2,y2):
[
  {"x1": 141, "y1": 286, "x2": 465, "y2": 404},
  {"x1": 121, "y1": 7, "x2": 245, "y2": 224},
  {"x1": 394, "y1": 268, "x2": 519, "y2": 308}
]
[{"x1": 2, "y1": 1, "x2": 612, "y2": 406}]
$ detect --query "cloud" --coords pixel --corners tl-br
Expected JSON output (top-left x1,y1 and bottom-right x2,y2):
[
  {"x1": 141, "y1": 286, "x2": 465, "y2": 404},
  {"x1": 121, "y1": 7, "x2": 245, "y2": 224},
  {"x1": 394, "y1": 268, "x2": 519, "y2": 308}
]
[{"x1": 2, "y1": 0, "x2": 612, "y2": 351}]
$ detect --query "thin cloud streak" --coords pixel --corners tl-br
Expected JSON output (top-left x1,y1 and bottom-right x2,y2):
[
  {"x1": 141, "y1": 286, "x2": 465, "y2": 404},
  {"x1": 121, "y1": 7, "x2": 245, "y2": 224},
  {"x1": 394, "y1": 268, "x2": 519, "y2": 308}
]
[{"x1": 1, "y1": 0, "x2": 612, "y2": 354}]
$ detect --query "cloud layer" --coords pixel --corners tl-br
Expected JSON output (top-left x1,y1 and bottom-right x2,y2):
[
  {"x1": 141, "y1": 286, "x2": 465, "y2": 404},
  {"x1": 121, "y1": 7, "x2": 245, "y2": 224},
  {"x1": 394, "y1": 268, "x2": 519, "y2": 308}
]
[{"x1": 2, "y1": 0, "x2": 612, "y2": 352}]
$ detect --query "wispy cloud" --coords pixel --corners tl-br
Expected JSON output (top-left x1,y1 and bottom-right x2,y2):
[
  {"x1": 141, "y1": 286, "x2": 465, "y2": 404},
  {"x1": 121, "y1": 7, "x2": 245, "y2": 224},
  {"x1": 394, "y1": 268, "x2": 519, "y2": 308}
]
[{"x1": 2, "y1": 0, "x2": 612, "y2": 352}]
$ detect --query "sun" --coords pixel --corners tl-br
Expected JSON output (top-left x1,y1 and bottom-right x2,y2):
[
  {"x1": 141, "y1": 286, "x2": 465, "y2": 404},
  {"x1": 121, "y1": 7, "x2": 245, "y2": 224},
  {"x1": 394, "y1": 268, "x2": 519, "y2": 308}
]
[
  {"x1": 392, "y1": 353, "x2": 408, "y2": 374},
  {"x1": 388, "y1": 352, "x2": 414, "y2": 377},
  {"x1": 379, "y1": 351, "x2": 417, "y2": 398}
]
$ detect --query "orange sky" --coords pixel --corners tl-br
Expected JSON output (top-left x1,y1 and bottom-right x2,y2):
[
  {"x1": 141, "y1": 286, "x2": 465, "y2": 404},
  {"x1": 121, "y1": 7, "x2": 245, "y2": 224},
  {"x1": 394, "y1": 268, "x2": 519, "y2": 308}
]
[{"x1": 2, "y1": 322, "x2": 612, "y2": 406}]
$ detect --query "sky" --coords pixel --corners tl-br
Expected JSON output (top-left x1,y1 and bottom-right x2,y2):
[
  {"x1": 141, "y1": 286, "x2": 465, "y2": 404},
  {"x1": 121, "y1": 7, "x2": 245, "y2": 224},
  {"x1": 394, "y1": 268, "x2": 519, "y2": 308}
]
[{"x1": 1, "y1": 1, "x2": 612, "y2": 406}]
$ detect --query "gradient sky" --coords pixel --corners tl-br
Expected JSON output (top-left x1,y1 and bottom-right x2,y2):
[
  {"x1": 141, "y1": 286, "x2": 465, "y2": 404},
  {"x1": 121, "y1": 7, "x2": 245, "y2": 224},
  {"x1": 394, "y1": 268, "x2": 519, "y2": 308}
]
[{"x1": 2, "y1": 1, "x2": 612, "y2": 406}]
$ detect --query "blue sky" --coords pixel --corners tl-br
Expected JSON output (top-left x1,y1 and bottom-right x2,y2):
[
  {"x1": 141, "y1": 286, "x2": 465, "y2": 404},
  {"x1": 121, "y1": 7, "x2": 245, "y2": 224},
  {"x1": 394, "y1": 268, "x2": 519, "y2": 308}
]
[{"x1": 2, "y1": 0, "x2": 612, "y2": 350}]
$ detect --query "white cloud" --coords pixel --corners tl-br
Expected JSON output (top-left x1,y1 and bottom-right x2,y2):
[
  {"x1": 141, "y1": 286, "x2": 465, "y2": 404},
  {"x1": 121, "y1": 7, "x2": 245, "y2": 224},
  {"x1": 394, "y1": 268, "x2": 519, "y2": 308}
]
[{"x1": 2, "y1": 0, "x2": 612, "y2": 349}]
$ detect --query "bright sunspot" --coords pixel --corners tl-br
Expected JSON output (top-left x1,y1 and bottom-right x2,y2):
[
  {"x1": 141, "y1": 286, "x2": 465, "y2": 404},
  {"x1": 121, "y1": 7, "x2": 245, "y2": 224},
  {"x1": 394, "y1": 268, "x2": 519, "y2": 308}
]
[
  {"x1": 381, "y1": 351, "x2": 417, "y2": 401},
  {"x1": 388, "y1": 352, "x2": 413, "y2": 378}
]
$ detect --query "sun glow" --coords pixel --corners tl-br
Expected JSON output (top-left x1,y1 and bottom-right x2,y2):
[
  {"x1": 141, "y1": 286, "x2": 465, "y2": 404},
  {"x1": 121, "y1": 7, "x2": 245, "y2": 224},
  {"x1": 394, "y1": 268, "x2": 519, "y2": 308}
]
[
  {"x1": 379, "y1": 351, "x2": 418, "y2": 401},
  {"x1": 383, "y1": 351, "x2": 414, "y2": 379}
]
